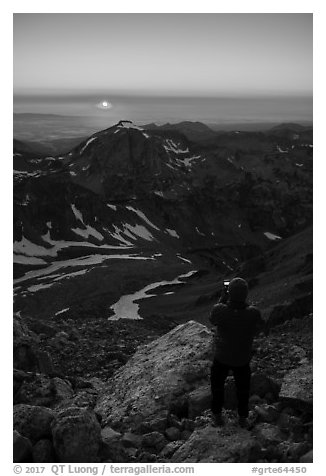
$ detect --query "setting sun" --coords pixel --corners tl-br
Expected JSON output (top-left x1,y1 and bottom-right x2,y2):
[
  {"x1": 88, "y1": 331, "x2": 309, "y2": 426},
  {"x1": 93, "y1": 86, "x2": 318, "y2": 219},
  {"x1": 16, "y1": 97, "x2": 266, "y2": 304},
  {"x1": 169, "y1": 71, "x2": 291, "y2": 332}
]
[{"x1": 97, "y1": 100, "x2": 112, "y2": 110}]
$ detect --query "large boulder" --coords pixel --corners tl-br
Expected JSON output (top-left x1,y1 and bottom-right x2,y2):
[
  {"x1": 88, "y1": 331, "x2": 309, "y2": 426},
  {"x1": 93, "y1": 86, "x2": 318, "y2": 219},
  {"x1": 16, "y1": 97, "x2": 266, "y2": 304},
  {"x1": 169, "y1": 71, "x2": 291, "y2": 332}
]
[
  {"x1": 13, "y1": 404, "x2": 54, "y2": 442},
  {"x1": 51, "y1": 406, "x2": 101, "y2": 462},
  {"x1": 32, "y1": 439, "x2": 55, "y2": 463},
  {"x1": 171, "y1": 425, "x2": 260, "y2": 462},
  {"x1": 13, "y1": 430, "x2": 32, "y2": 463},
  {"x1": 95, "y1": 321, "x2": 213, "y2": 430},
  {"x1": 279, "y1": 364, "x2": 313, "y2": 411}
]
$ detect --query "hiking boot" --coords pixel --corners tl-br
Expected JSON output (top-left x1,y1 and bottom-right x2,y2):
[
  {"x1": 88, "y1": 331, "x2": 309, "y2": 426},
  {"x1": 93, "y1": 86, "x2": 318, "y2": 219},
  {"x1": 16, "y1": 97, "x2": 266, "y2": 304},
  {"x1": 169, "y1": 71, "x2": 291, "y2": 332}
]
[
  {"x1": 212, "y1": 413, "x2": 224, "y2": 427},
  {"x1": 239, "y1": 416, "x2": 249, "y2": 429}
]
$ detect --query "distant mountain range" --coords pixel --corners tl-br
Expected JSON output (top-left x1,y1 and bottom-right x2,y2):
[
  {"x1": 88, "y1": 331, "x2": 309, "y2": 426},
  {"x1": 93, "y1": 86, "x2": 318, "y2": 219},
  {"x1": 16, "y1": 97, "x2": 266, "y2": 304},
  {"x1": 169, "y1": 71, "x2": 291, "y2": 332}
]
[{"x1": 13, "y1": 119, "x2": 312, "y2": 322}]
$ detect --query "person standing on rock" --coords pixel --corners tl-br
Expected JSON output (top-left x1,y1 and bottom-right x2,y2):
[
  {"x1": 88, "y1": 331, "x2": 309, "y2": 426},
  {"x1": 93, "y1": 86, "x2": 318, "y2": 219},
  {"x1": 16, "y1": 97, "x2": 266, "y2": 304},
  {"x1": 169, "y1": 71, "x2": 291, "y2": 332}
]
[{"x1": 209, "y1": 277, "x2": 268, "y2": 428}]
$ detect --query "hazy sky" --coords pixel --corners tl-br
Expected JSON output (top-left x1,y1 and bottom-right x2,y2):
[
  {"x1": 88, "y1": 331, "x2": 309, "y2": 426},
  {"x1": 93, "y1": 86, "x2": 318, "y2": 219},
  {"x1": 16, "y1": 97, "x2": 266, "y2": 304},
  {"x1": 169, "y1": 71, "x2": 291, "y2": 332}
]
[{"x1": 14, "y1": 13, "x2": 312, "y2": 97}]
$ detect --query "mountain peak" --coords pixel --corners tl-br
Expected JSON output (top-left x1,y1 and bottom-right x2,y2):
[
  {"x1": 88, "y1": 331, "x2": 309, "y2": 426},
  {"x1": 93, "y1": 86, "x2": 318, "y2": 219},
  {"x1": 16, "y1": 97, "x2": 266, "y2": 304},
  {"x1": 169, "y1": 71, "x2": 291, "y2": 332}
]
[{"x1": 115, "y1": 120, "x2": 144, "y2": 132}]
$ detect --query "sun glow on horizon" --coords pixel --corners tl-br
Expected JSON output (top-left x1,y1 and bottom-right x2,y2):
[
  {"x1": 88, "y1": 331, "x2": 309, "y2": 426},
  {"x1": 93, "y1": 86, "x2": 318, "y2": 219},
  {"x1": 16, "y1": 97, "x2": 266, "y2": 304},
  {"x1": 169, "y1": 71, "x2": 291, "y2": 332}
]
[{"x1": 97, "y1": 100, "x2": 113, "y2": 110}]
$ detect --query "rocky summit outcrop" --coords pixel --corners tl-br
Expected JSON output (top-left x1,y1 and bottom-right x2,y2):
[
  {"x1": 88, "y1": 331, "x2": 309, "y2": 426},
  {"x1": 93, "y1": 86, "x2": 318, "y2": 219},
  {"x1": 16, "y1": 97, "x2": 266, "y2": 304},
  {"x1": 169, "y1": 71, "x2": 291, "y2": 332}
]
[
  {"x1": 12, "y1": 315, "x2": 313, "y2": 463},
  {"x1": 95, "y1": 320, "x2": 214, "y2": 430}
]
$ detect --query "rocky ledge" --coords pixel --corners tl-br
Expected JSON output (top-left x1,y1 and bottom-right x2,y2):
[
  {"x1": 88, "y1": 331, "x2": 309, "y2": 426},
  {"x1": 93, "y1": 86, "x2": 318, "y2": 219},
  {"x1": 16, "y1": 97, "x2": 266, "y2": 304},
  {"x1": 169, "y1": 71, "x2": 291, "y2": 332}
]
[{"x1": 13, "y1": 317, "x2": 313, "y2": 463}]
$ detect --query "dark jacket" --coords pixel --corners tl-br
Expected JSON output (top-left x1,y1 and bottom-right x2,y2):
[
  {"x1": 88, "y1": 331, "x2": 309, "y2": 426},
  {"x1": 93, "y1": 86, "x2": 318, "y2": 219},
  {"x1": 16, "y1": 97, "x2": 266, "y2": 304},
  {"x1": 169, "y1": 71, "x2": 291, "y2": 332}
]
[{"x1": 209, "y1": 301, "x2": 265, "y2": 366}]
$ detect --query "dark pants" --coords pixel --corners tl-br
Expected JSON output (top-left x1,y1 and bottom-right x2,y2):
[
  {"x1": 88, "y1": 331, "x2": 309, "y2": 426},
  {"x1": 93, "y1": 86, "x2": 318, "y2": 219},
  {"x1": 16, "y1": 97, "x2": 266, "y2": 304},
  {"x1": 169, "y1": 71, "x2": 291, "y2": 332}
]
[{"x1": 210, "y1": 359, "x2": 251, "y2": 418}]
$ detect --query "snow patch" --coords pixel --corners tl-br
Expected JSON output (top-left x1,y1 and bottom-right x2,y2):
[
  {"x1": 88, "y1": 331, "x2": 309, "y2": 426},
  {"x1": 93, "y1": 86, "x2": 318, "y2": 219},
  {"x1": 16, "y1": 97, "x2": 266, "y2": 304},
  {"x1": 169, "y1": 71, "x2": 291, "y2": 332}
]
[
  {"x1": 195, "y1": 227, "x2": 205, "y2": 236},
  {"x1": 108, "y1": 270, "x2": 196, "y2": 320},
  {"x1": 14, "y1": 255, "x2": 47, "y2": 265},
  {"x1": 80, "y1": 137, "x2": 97, "y2": 155},
  {"x1": 177, "y1": 255, "x2": 192, "y2": 264},
  {"x1": 71, "y1": 204, "x2": 84, "y2": 223},
  {"x1": 14, "y1": 236, "x2": 57, "y2": 257},
  {"x1": 14, "y1": 254, "x2": 155, "y2": 285},
  {"x1": 166, "y1": 228, "x2": 179, "y2": 239},
  {"x1": 71, "y1": 204, "x2": 104, "y2": 240},
  {"x1": 55, "y1": 308, "x2": 70, "y2": 316},
  {"x1": 264, "y1": 232, "x2": 282, "y2": 241},
  {"x1": 27, "y1": 282, "x2": 55, "y2": 293},
  {"x1": 164, "y1": 139, "x2": 189, "y2": 154},
  {"x1": 14, "y1": 170, "x2": 40, "y2": 178},
  {"x1": 181, "y1": 155, "x2": 201, "y2": 167},
  {"x1": 109, "y1": 226, "x2": 134, "y2": 246},
  {"x1": 126, "y1": 206, "x2": 160, "y2": 230},
  {"x1": 72, "y1": 226, "x2": 104, "y2": 241},
  {"x1": 123, "y1": 223, "x2": 155, "y2": 241},
  {"x1": 107, "y1": 203, "x2": 117, "y2": 211}
]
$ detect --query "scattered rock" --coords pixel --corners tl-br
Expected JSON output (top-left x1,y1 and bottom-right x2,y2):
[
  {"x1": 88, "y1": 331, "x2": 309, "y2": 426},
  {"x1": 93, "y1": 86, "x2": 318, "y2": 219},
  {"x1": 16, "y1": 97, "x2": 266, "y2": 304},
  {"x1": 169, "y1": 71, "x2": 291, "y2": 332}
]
[
  {"x1": 68, "y1": 390, "x2": 97, "y2": 409},
  {"x1": 268, "y1": 295, "x2": 312, "y2": 328},
  {"x1": 14, "y1": 374, "x2": 54, "y2": 406},
  {"x1": 27, "y1": 319, "x2": 57, "y2": 337},
  {"x1": 36, "y1": 351, "x2": 55, "y2": 375},
  {"x1": 99, "y1": 440, "x2": 131, "y2": 463},
  {"x1": 277, "y1": 412, "x2": 292, "y2": 431},
  {"x1": 279, "y1": 364, "x2": 313, "y2": 411},
  {"x1": 254, "y1": 404, "x2": 280, "y2": 423},
  {"x1": 249, "y1": 394, "x2": 263, "y2": 406},
  {"x1": 165, "y1": 427, "x2": 181, "y2": 441},
  {"x1": 51, "y1": 377, "x2": 74, "y2": 403},
  {"x1": 13, "y1": 430, "x2": 32, "y2": 463},
  {"x1": 181, "y1": 418, "x2": 195, "y2": 432},
  {"x1": 32, "y1": 439, "x2": 55, "y2": 463},
  {"x1": 138, "y1": 451, "x2": 157, "y2": 462},
  {"x1": 101, "y1": 426, "x2": 122, "y2": 444},
  {"x1": 171, "y1": 426, "x2": 260, "y2": 462},
  {"x1": 13, "y1": 369, "x2": 32, "y2": 401},
  {"x1": 188, "y1": 384, "x2": 211, "y2": 418},
  {"x1": 13, "y1": 404, "x2": 54, "y2": 441},
  {"x1": 121, "y1": 432, "x2": 142, "y2": 448},
  {"x1": 253, "y1": 423, "x2": 284, "y2": 446},
  {"x1": 51, "y1": 406, "x2": 101, "y2": 462},
  {"x1": 287, "y1": 442, "x2": 311, "y2": 462},
  {"x1": 251, "y1": 372, "x2": 280, "y2": 399},
  {"x1": 147, "y1": 412, "x2": 169, "y2": 432},
  {"x1": 142, "y1": 432, "x2": 168, "y2": 453},
  {"x1": 168, "y1": 414, "x2": 183, "y2": 430},
  {"x1": 180, "y1": 430, "x2": 193, "y2": 441},
  {"x1": 159, "y1": 441, "x2": 184, "y2": 459}
]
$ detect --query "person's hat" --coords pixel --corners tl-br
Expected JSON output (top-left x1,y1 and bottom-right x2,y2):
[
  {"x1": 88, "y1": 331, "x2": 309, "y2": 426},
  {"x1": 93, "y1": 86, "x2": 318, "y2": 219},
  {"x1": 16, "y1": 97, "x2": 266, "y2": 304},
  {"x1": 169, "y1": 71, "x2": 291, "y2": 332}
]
[{"x1": 228, "y1": 277, "x2": 248, "y2": 302}]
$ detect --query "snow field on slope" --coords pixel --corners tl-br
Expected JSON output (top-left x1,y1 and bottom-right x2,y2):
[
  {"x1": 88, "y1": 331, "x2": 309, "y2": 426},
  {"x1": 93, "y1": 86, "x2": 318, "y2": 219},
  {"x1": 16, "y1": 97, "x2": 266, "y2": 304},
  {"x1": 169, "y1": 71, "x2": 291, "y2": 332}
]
[{"x1": 108, "y1": 270, "x2": 197, "y2": 320}]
